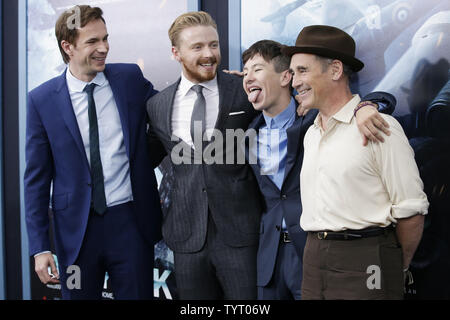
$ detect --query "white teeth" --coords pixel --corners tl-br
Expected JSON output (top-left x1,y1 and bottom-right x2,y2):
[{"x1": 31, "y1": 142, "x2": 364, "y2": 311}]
[{"x1": 249, "y1": 87, "x2": 261, "y2": 92}]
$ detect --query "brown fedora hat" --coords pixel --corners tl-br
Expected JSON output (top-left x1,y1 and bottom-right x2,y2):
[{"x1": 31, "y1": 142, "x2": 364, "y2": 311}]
[{"x1": 282, "y1": 25, "x2": 364, "y2": 72}]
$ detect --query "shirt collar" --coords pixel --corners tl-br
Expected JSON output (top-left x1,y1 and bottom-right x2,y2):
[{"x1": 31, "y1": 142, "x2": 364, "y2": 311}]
[
  {"x1": 313, "y1": 94, "x2": 361, "y2": 129},
  {"x1": 178, "y1": 73, "x2": 218, "y2": 97},
  {"x1": 66, "y1": 68, "x2": 107, "y2": 93},
  {"x1": 263, "y1": 97, "x2": 296, "y2": 129}
]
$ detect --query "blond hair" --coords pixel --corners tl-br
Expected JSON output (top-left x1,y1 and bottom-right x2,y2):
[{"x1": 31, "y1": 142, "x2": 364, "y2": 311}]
[{"x1": 168, "y1": 11, "x2": 217, "y2": 47}]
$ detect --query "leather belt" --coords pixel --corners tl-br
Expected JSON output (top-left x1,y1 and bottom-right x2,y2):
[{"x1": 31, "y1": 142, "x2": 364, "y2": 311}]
[
  {"x1": 281, "y1": 231, "x2": 291, "y2": 243},
  {"x1": 311, "y1": 226, "x2": 392, "y2": 241}
]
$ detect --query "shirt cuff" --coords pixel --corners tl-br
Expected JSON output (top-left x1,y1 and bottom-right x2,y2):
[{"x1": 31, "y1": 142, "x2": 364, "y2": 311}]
[
  {"x1": 34, "y1": 251, "x2": 51, "y2": 258},
  {"x1": 392, "y1": 198, "x2": 429, "y2": 219}
]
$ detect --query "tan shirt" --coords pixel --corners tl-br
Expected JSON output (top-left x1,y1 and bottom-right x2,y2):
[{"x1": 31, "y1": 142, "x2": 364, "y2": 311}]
[{"x1": 300, "y1": 95, "x2": 429, "y2": 232}]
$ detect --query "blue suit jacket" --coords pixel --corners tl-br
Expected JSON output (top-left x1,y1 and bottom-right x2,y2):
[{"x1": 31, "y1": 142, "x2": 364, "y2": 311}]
[
  {"x1": 248, "y1": 109, "x2": 316, "y2": 287},
  {"x1": 24, "y1": 63, "x2": 162, "y2": 266}
]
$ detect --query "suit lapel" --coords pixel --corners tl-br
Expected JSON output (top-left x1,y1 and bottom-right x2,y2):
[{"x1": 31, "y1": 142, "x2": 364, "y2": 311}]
[
  {"x1": 104, "y1": 66, "x2": 131, "y2": 159},
  {"x1": 166, "y1": 78, "x2": 181, "y2": 139},
  {"x1": 283, "y1": 109, "x2": 317, "y2": 182},
  {"x1": 214, "y1": 72, "x2": 237, "y2": 131},
  {"x1": 55, "y1": 70, "x2": 90, "y2": 169},
  {"x1": 283, "y1": 114, "x2": 304, "y2": 182}
]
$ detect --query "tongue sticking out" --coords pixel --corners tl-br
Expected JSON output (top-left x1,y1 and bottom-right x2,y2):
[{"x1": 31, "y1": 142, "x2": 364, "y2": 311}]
[{"x1": 248, "y1": 89, "x2": 262, "y2": 103}]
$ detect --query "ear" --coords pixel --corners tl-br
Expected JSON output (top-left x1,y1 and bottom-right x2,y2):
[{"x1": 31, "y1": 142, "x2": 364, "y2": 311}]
[
  {"x1": 61, "y1": 40, "x2": 74, "y2": 58},
  {"x1": 172, "y1": 46, "x2": 182, "y2": 63},
  {"x1": 330, "y1": 60, "x2": 344, "y2": 81},
  {"x1": 280, "y1": 69, "x2": 292, "y2": 88}
]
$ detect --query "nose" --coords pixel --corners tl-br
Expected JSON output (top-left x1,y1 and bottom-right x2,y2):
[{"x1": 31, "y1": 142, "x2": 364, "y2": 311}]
[
  {"x1": 291, "y1": 73, "x2": 302, "y2": 90},
  {"x1": 98, "y1": 40, "x2": 109, "y2": 54},
  {"x1": 244, "y1": 71, "x2": 255, "y2": 87},
  {"x1": 203, "y1": 47, "x2": 213, "y2": 58}
]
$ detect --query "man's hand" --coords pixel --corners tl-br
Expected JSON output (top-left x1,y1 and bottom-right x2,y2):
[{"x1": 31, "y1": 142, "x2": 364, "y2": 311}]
[
  {"x1": 355, "y1": 102, "x2": 391, "y2": 146},
  {"x1": 222, "y1": 69, "x2": 244, "y2": 77},
  {"x1": 294, "y1": 93, "x2": 310, "y2": 116},
  {"x1": 34, "y1": 252, "x2": 60, "y2": 284}
]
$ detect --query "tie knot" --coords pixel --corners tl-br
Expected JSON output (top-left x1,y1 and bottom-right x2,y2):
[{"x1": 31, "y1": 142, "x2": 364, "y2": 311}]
[
  {"x1": 191, "y1": 85, "x2": 204, "y2": 95},
  {"x1": 84, "y1": 83, "x2": 97, "y2": 95}
]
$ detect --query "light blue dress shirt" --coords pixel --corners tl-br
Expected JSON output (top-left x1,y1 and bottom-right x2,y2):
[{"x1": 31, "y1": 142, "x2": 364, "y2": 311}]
[
  {"x1": 66, "y1": 69, "x2": 133, "y2": 207},
  {"x1": 258, "y1": 98, "x2": 296, "y2": 230}
]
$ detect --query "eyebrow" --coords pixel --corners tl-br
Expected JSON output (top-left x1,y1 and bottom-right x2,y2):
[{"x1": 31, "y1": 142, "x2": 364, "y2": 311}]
[
  {"x1": 190, "y1": 40, "x2": 219, "y2": 47},
  {"x1": 84, "y1": 34, "x2": 108, "y2": 43},
  {"x1": 291, "y1": 65, "x2": 308, "y2": 72},
  {"x1": 243, "y1": 63, "x2": 266, "y2": 71}
]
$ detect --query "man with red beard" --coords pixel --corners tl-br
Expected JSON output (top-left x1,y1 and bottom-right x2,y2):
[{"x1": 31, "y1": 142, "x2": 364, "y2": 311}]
[{"x1": 147, "y1": 11, "x2": 263, "y2": 299}]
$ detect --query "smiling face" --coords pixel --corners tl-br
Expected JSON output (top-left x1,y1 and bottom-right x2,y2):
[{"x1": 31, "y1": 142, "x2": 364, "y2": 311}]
[
  {"x1": 290, "y1": 53, "x2": 333, "y2": 111},
  {"x1": 243, "y1": 54, "x2": 292, "y2": 117},
  {"x1": 62, "y1": 18, "x2": 109, "y2": 82},
  {"x1": 172, "y1": 25, "x2": 221, "y2": 83}
]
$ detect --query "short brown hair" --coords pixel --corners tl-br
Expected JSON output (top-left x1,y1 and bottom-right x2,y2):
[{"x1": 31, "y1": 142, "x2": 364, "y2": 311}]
[
  {"x1": 168, "y1": 11, "x2": 217, "y2": 47},
  {"x1": 242, "y1": 40, "x2": 290, "y2": 73},
  {"x1": 55, "y1": 5, "x2": 105, "y2": 64}
]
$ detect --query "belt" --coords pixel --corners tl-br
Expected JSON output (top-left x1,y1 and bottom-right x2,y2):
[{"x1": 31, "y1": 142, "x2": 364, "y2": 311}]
[
  {"x1": 311, "y1": 226, "x2": 392, "y2": 241},
  {"x1": 281, "y1": 231, "x2": 291, "y2": 243}
]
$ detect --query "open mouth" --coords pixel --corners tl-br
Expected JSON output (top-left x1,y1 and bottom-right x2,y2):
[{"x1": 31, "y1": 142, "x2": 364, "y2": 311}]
[
  {"x1": 298, "y1": 88, "x2": 311, "y2": 97},
  {"x1": 92, "y1": 56, "x2": 106, "y2": 63},
  {"x1": 199, "y1": 59, "x2": 216, "y2": 70},
  {"x1": 247, "y1": 86, "x2": 262, "y2": 103}
]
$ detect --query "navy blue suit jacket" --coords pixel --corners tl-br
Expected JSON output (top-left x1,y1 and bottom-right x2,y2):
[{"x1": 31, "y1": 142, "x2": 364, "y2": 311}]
[
  {"x1": 24, "y1": 63, "x2": 162, "y2": 267},
  {"x1": 248, "y1": 108, "x2": 316, "y2": 287}
]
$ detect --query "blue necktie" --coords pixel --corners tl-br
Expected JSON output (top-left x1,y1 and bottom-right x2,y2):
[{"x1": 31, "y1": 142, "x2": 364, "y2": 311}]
[{"x1": 84, "y1": 83, "x2": 107, "y2": 215}]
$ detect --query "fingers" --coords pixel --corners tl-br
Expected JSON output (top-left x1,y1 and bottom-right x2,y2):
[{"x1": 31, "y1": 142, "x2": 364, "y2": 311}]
[
  {"x1": 222, "y1": 69, "x2": 244, "y2": 77},
  {"x1": 295, "y1": 94, "x2": 309, "y2": 116},
  {"x1": 366, "y1": 122, "x2": 386, "y2": 143},
  {"x1": 35, "y1": 253, "x2": 60, "y2": 284},
  {"x1": 49, "y1": 257, "x2": 60, "y2": 283}
]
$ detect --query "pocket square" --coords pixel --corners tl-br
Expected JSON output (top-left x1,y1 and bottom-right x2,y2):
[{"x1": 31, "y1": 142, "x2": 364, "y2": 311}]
[{"x1": 229, "y1": 111, "x2": 246, "y2": 116}]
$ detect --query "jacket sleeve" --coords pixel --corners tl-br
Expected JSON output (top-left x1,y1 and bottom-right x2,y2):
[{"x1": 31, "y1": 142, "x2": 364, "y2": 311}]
[
  {"x1": 361, "y1": 91, "x2": 397, "y2": 115},
  {"x1": 24, "y1": 92, "x2": 53, "y2": 256}
]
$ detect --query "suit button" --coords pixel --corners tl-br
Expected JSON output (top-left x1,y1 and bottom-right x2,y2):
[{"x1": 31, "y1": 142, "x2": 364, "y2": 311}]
[
  {"x1": 87, "y1": 183, "x2": 92, "y2": 187},
  {"x1": 281, "y1": 195, "x2": 287, "y2": 200},
  {"x1": 276, "y1": 225, "x2": 281, "y2": 231},
  {"x1": 202, "y1": 188, "x2": 206, "y2": 193}
]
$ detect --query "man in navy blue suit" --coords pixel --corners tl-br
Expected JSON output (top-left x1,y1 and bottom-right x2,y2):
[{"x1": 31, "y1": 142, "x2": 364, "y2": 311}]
[
  {"x1": 24, "y1": 5, "x2": 163, "y2": 299},
  {"x1": 242, "y1": 40, "x2": 395, "y2": 299}
]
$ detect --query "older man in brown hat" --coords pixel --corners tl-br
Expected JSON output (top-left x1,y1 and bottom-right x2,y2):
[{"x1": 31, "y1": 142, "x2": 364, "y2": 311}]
[{"x1": 283, "y1": 25, "x2": 429, "y2": 300}]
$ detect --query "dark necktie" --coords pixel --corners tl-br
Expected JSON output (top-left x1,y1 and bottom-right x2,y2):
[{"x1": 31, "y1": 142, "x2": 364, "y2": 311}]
[
  {"x1": 84, "y1": 83, "x2": 107, "y2": 215},
  {"x1": 190, "y1": 85, "x2": 206, "y2": 145}
]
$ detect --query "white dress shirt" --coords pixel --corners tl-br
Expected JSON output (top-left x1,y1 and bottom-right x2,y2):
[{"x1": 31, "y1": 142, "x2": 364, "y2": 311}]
[
  {"x1": 300, "y1": 94, "x2": 429, "y2": 232},
  {"x1": 171, "y1": 74, "x2": 219, "y2": 147},
  {"x1": 66, "y1": 69, "x2": 133, "y2": 207}
]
